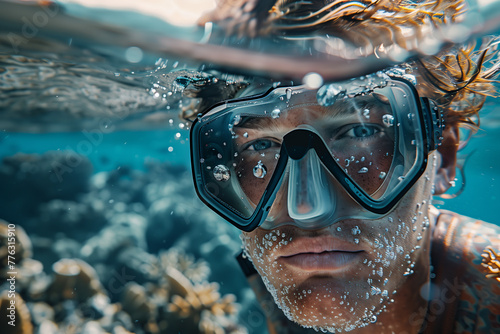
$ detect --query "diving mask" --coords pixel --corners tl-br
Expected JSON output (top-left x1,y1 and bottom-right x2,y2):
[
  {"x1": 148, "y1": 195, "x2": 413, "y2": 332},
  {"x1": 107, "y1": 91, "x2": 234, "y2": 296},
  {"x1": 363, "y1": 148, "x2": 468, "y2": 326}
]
[{"x1": 190, "y1": 71, "x2": 444, "y2": 231}]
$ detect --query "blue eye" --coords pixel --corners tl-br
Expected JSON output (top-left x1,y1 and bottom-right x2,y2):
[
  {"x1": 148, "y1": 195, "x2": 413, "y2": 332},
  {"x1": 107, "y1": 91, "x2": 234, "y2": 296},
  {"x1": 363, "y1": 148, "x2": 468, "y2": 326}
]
[
  {"x1": 344, "y1": 125, "x2": 380, "y2": 138},
  {"x1": 247, "y1": 139, "x2": 279, "y2": 151}
]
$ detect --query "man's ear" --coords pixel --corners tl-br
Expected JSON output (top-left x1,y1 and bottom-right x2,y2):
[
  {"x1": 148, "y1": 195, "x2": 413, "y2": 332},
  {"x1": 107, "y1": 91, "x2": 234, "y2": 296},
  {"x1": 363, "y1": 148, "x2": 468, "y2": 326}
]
[{"x1": 433, "y1": 123, "x2": 460, "y2": 195}]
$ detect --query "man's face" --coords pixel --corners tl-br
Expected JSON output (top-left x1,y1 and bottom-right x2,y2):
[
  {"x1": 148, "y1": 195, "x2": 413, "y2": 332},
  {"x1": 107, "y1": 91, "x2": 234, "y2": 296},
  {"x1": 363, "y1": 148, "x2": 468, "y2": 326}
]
[{"x1": 237, "y1": 92, "x2": 435, "y2": 331}]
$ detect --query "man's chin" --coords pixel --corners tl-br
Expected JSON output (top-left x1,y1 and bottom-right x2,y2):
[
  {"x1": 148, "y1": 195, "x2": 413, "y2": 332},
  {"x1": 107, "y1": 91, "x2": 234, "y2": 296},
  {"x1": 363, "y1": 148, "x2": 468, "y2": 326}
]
[{"x1": 276, "y1": 286, "x2": 376, "y2": 331}]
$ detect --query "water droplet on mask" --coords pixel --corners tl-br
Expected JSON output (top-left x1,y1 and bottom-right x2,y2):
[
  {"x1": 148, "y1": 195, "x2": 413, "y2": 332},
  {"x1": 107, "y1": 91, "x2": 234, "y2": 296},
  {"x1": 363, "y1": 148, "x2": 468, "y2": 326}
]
[
  {"x1": 379, "y1": 172, "x2": 387, "y2": 179},
  {"x1": 217, "y1": 153, "x2": 223, "y2": 159},
  {"x1": 200, "y1": 158, "x2": 205, "y2": 163},
  {"x1": 253, "y1": 160, "x2": 267, "y2": 178},
  {"x1": 351, "y1": 226, "x2": 361, "y2": 235},
  {"x1": 213, "y1": 165, "x2": 230, "y2": 181},
  {"x1": 286, "y1": 88, "x2": 292, "y2": 101},
  {"x1": 358, "y1": 167, "x2": 368, "y2": 173},
  {"x1": 345, "y1": 159, "x2": 350, "y2": 167},
  {"x1": 382, "y1": 114, "x2": 394, "y2": 127},
  {"x1": 243, "y1": 132, "x2": 249, "y2": 138},
  {"x1": 232, "y1": 114, "x2": 241, "y2": 126},
  {"x1": 363, "y1": 108, "x2": 370, "y2": 119},
  {"x1": 317, "y1": 84, "x2": 345, "y2": 106},
  {"x1": 271, "y1": 108, "x2": 281, "y2": 119}
]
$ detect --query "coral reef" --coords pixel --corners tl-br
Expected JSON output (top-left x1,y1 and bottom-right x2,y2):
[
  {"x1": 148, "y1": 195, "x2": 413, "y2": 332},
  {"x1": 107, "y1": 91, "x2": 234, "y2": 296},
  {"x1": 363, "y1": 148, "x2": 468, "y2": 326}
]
[{"x1": 0, "y1": 151, "x2": 262, "y2": 333}]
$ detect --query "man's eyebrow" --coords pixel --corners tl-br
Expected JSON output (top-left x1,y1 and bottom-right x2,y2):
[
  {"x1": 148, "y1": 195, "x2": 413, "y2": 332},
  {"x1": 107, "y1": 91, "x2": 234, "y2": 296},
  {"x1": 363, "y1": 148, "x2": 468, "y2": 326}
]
[{"x1": 236, "y1": 116, "x2": 282, "y2": 130}]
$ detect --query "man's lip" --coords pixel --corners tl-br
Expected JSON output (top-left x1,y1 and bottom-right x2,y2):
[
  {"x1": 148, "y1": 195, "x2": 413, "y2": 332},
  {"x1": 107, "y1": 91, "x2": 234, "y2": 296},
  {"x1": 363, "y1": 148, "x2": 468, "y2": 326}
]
[
  {"x1": 276, "y1": 235, "x2": 365, "y2": 271},
  {"x1": 279, "y1": 251, "x2": 364, "y2": 272},
  {"x1": 277, "y1": 235, "x2": 364, "y2": 257}
]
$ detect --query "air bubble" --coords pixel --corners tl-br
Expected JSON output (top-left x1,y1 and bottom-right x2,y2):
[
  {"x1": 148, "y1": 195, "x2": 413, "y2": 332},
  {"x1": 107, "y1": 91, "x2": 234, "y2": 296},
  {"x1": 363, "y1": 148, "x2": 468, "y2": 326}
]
[
  {"x1": 303, "y1": 72, "x2": 323, "y2": 89},
  {"x1": 271, "y1": 108, "x2": 281, "y2": 119},
  {"x1": 382, "y1": 114, "x2": 394, "y2": 127},
  {"x1": 213, "y1": 165, "x2": 230, "y2": 181},
  {"x1": 253, "y1": 161, "x2": 267, "y2": 178},
  {"x1": 370, "y1": 286, "x2": 381, "y2": 295}
]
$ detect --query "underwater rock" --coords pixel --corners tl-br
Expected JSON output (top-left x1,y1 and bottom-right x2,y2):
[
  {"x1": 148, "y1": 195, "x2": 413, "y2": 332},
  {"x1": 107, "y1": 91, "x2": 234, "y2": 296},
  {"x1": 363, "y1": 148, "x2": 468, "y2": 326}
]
[
  {"x1": 158, "y1": 248, "x2": 210, "y2": 284},
  {"x1": 121, "y1": 282, "x2": 157, "y2": 325},
  {"x1": 81, "y1": 213, "x2": 148, "y2": 263},
  {"x1": 166, "y1": 267, "x2": 245, "y2": 334},
  {"x1": 0, "y1": 291, "x2": 33, "y2": 334},
  {"x1": 36, "y1": 199, "x2": 107, "y2": 240},
  {"x1": 0, "y1": 220, "x2": 32, "y2": 278},
  {"x1": 46, "y1": 258, "x2": 104, "y2": 305},
  {"x1": 115, "y1": 246, "x2": 159, "y2": 284},
  {"x1": 0, "y1": 152, "x2": 92, "y2": 222}
]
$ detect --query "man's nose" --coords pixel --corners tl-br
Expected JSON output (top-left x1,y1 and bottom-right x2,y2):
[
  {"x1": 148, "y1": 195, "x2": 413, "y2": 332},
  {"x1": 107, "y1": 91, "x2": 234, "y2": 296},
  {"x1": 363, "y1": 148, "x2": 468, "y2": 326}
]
[{"x1": 287, "y1": 149, "x2": 336, "y2": 223}]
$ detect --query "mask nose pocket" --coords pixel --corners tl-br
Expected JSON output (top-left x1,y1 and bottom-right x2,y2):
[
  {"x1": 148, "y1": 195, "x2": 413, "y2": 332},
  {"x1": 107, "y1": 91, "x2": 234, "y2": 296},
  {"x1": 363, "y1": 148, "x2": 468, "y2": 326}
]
[{"x1": 287, "y1": 150, "x2": 336, "y2": 223}]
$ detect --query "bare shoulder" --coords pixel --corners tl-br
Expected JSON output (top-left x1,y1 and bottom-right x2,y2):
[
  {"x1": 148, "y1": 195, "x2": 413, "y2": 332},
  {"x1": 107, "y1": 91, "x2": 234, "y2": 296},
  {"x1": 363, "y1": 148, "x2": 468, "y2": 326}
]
[{"x1": 426, "y1": 209, "x2": 500, "y2": 333}]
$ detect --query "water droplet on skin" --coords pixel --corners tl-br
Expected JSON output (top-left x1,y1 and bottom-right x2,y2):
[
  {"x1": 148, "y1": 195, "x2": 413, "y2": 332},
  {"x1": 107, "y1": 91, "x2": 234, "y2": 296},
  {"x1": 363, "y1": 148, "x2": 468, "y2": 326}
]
[
  {"x1": 371, "y1": 286, "x2": 381, "y2": 295},
  {"x1": 274, "y1": 153, "x2": 280, "y2": 160},
  {"x1": 345, "y1": 159, "x2": 350, "y2": 167},
  {"x1": 336, "y1": 226, "x2": 342, "y2": 232},
  {"x1": 351, "y1": 226, "x2": 361, "y2": 235},
  {"x1": 213, "y1": 165, "x2": 230, "y2": 181},
  {"x1": 354, "y1": 238, "x2": 359, "y2": 244},
  {"x1": 358, "y1": 167, "x2": 368, "y2": 173},
  {"x1": 253, "y1": 161, "x2": 267, "y2": 178},
  {"x1": 271, "y1": 108, "x2": 281, "y2": 119},
  {"x1": 363, "y1": 108, "x2": 370, "y2": 119},
  {"x1": 382, "y1": 114, "x2": 394, "y2": 127},
  {"x1": 286, "y1": 88, "x2": 292, "y2": 101},
  {"x1": 243, "y1": 132, "x2": 249, "y2": 138}
]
